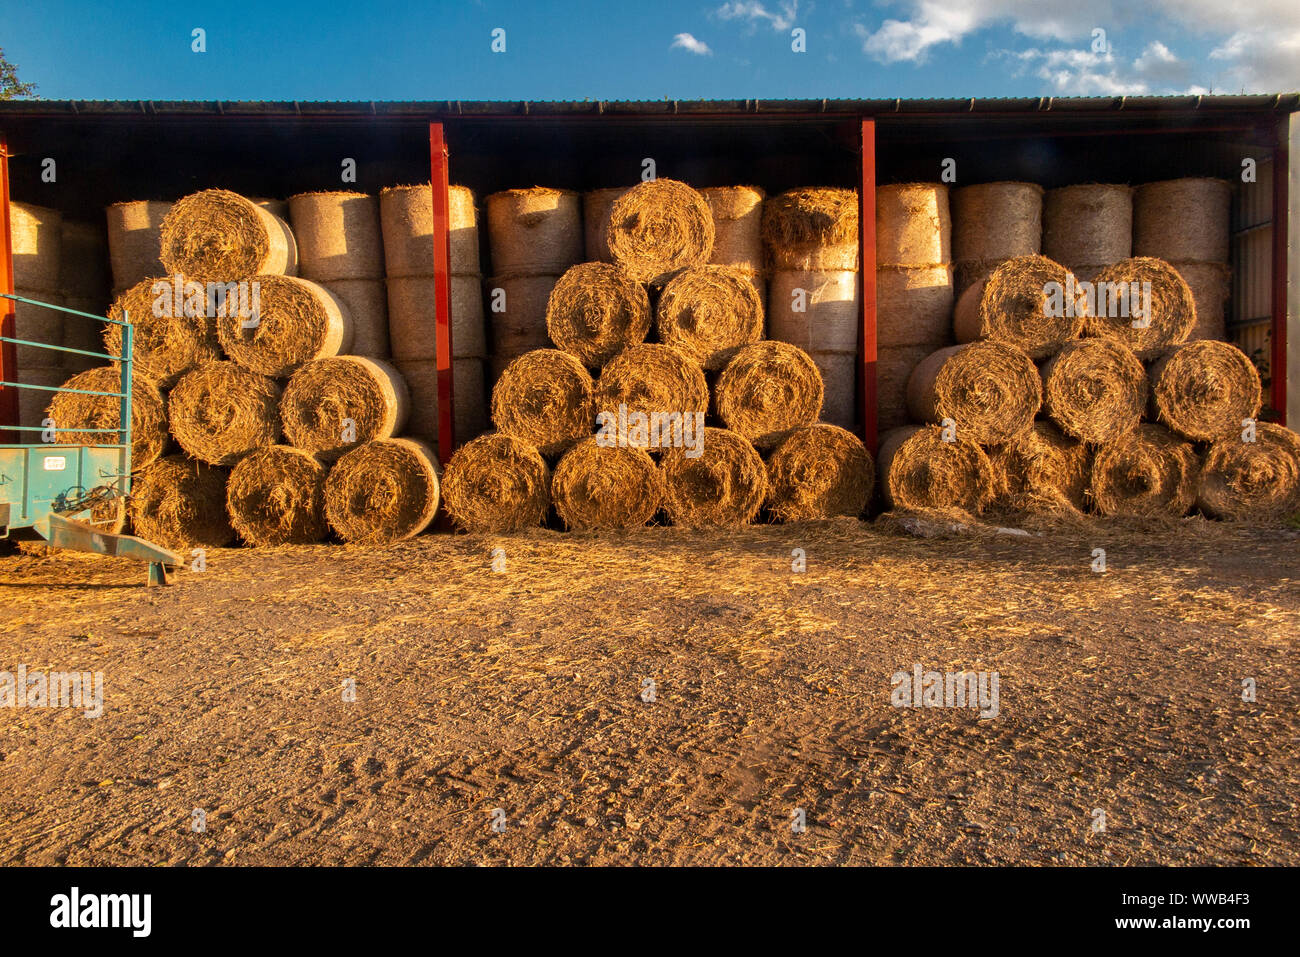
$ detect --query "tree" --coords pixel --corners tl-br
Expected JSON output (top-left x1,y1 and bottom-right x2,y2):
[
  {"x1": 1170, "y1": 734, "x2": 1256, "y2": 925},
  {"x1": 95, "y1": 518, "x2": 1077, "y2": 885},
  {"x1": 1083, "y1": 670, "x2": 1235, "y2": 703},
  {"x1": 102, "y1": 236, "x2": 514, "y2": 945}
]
[{"x1": 0, "y1": 48, "x2": 36, "y2": 100}]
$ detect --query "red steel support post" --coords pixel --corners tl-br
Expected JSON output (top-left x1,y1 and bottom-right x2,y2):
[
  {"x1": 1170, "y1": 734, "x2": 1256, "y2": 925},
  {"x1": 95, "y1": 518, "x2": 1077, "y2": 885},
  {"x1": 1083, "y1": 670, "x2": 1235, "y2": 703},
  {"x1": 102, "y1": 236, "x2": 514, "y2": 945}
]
[
  {"x1": 0, "y1": 136, "x2": 17, "y2": 441},
  {"x1": 429, "y1": 122, "x2": 456, "y2": 455},
  {"x1": 859, "y1": 118, "x2": 878, "y2": 452},
  {"x1": 1271, "y1": 118, "x2": 1289, "y2": 424}
]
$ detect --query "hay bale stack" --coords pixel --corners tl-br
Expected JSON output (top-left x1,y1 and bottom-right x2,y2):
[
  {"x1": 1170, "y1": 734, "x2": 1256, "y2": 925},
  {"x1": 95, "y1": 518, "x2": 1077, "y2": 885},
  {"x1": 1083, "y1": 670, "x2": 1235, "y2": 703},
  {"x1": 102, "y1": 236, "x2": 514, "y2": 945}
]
[
  {"x1": 486, "y1": 188, "x2": 582, "y2": 276},
  {"x1": 106, "y1": 200, "x2": 171, "y2": 291},
  {"x1": 762, "y1": 187, "x2": 859, "y2": 271},
  {"x1": 1149, "y1": 339, "x2": 1261, "y2": 442},
  {"x1": 393, "y1": 357, "x2": 489, "y2": 448},
  {"x1": 877, "y1": 424, "x2": 994, "y2": 514},
  {"x1": 656, "y1": 264, "x2": 763, "y2": 370},
  {"x1": 1090, "y1": 424, "x2": 1199, "y2": 518},
  {"x1": 442, "y1": 432, "x2": 551, "y2": 533},
  {"x1": 169, "y1": 361, "x2": 282, "y2": 465},
  {"x1": 1197, "y1": 423, "x2": 1300, "y2": 521},
  {"x1": 583, "y1": 187, "x2": 631, "y2": 263},
  {"x1": 160, "y1": 189, "x2": 297, "y2": 283},
  {"x1": 380, "y1": 184, "x2": 480, "y2": 277},
  {"x1": 989, "y1": 422, "x2": 1090, "y2": 513},
  {"x1": 876, "y1": 265, "x2": 954, "y2": 348},
  {"x1": 552, "y1": 438, "x2": 663, "y2": 530},
  {"x1": 1041, "y1": 338, "x2": 1147, "y2": 444},
  {"x1": 595, "y1": 343, "x2": 708, "y2": 423},
  {"x1": 320, "y1": 279, "x2": 389, "y2": 358},
  {"x1": 289, "y1": 191, "x2": 384, "y2": 281},
  {"x1": 16, "y1": 367, "x2": 67, "y2": 431},
  {"x1": 47, "y1": 366, "x2": 168, "y2": 468},
  {"x1": 607, "y1": 179, "x2": 715, "y2": 283},
  {"x1": 953, "y1": 255, "x2": 1086, "y2": 360},
  {"x1": 1041, "y1": 184, "x2": 1133, "y2": 275},
  {"x1": 226, "y1": 445, "x2": 330, "y2": 546},
  {"x1": 11, "y1": 202, "x2": 63, "y2": 293},
  {"x1": 876, "y1": 183, "x2": 950, "y2": 265},
  {"x1": 11, "y1": 292, "x2": 66, "y2": 369},
  {"x1": 215, "y1": 275, "x2": 352, "y2": 377},
  {"x1": 714, "y1": 341, "x2": 823, "y2": 448},
  {"x1": 104, "y1": 277, "x2": 221, "y2": 387},
  {"x1": 281, "y1": 356, "x2": 409, "y2": 461},
  {"x1": 59, "y1": 220, "x2": 111, "y2": 303},
  {"x1": 765, "y1": 423, "x2": 874, "y2": 522},
  {"x1": 906, "y1": 341, "x2": 1041, "y2": 444},
  {"x1": 324, "y1": 438, "x2": 441, "y2": 544},
  {"x1": 546, "y1": 262, "x2": 652, "y2": 367},
  {"x1": 1133, "y1": 178, "x2": 1231, "y2": 264},
  {"x1": 129, "y1": 455, "x2": 234, "y2": 550},
  {"x1": 1172, "y1": 261, "x2": 1231, "y2": 341},
  {"x1": 659, "y1": 427, "x2": 766, "y2": 528},
  {"x1": 951, "y1": 182, "x2": 1044, "y2": 295},
  {"x1": 877, "y1": 345, "x2": 930, "y2": 432},
  {"x1": 387, "y1": 275, "x2": 485, "y2": 360},
  {"x1": 1087, "y1": 257, "x2": 1194, "y2": 360},
  {"x1": 490, "y1": 349, "x2": 594, "y2": 456},
  {"x1": 700, "y1": 186, "x2": 766, "y2": 279}
]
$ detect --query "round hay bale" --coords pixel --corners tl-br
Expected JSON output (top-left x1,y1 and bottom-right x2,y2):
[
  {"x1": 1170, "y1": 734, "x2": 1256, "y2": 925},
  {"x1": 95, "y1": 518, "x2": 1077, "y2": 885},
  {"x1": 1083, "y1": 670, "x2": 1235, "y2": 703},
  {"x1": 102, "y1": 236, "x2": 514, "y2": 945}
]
[
  {"x1": 160, "y1": 189, "x2": 297, "y2": 284},
  {"x1": 129, "y1": 455, "x2": 234, "y2": 550},
  {"x1": 390, "y1": 357, "x2": 488, "y2": 448},
  {"x1": 1041, "y1": 338, "x2": 1147, "y2": 444},
  {"x1": 1172, "y1": 261, "x2": 1230, "y2": 341},
  {"x1": 768, "y1": 269, "x2": 858, "y2": 354},
  {"x1": 441, "y1": 432, "x2": 551, "y2": 533},
  {"x1": 952, "y1": 182, "x2": 1043, "y2": 264},
  {"x1": 659, "y1": 426, "x2": 766, "y2": 528},
  {"x1": 380, "y1": 184, "x2": 480, "y2": 277},
  {"x1": 324, "y1": 438, "x2": 441, "y2": 544},
  {"x1": 453, "y1": 357, "x2": 490, "y2": 442},
  {"x1": 1090, "y1": 424, "x2": 1199, "y2": 518},
  {"x1": 876, "y1": 265, "x2": 954, "y2": 348},
  {"x1": 1041, "y1": 184, "x2": 1133, "y2": 272},
  {"x1": 701, "y1": 185, "x2": 766, "y2": 274},
  {"x1": 1133, "y1": 178, "x2": 1231, "y2": 263},
  {"x1": 60, "y1": 220, "x2": 111, "y2": 299},
  {"x1": 714, "y1": 341, "x2": 823, "y2": 447},
  {"x1": 250, "y1": 197, "x2": 289, "y2": 221},
  {"x1": 953, "y1": 259, "x2": 1005, "y2": 299},
  {"x1": 1197, "y1": 423, "x2": 1300, "y2": 522},
  {"x1": 103, "y1": 277, "x2": 221, "y2": 388},
  {"x1": 545, "y1": 262, "x2": 651, "y2": 367},
  {"x1": 595, "y1": 343, "x2": 708, "y2": 424},
  {"x1": 281, "y1": 356, "x2": 409, "y2": 461},
  {"x1": 215, "y1": 275, "x2": 351, "y2": 377},
  {"x1": 552, "y1": 437, "x2": 663, "y2": 530},
  {"x1": 386, "y1": 274, "x2": 485, "y2": 360},
  {"x1": 320, "y1": 278, "x2": 390, "y2": 357},
  {"x1": 289, "y1": 191, "x2": 384, "y2": 281},
  {"x1": 487, "y1": 274, "x2": 557, "y2": 359},
  {"x1": 168, "y1": 361, "x2": 282, "y2": 465},
  {"x1": 1149, "y1": 339, "x2": 1261, "y2": 442},
  {"x1": 11, "y1": 202, "x2": 63, "y2": 292},
  {"x1": 486, "y1": 188, "x2": 582, "y2": 276},
  {"x1": 16, "y1": 366, "x2": 67, "y2": 430},
  {"x1": 989, "y1": 422, "x2": 1090, "y2": 513},
  {"x1": 906, "y1": 341, "x2": 1040, "y2": 444},
  {"x1": 583, "y1": 187, "x2": 631, "y2": 263},
  {"x1": 877, "y1": 424, "x2": 994, "y2": 514},
  {"x1": 607, "y1": 179, "x2": 715, "y2": 283},
  {"x1": 47, "y1": 366, "x2": 168, "y2": 468},
  {"x1": 877, "y1": 345, "x2": 929, "y2": 432},
  {"x1": 765, "y1": 423, "x2": 874, "y2": 522},
  {"x1": 812, "y1": 351, "x2": 857, "y2": 430},
  {"x1": 1087, "y1": 257, "x2": 1194, "y2": 360},
  {"x1": 490, "y1": 349, "x2": 594, "y2": 456},
  {"x1": 106, "y1": 200, "x2": 171, "y2": 291},
  {"x1": 226, "y1": 445, "x2": 329, "y2": 546},
  {"x1": 876, "y1": 183, "x2": 950, "y2": 266},
  {"x1": 656, "y1": 264, "x2": 764, "y2": 370},
  {"x1": 953, "y1": 255, "x2": 1087, "y2": 360},
  {"x1": 12, "y1": 289, "x2": 66, "y2": 368},
  {"x1": 761, "y1": 187, "x2": 859, "y2": 271}
]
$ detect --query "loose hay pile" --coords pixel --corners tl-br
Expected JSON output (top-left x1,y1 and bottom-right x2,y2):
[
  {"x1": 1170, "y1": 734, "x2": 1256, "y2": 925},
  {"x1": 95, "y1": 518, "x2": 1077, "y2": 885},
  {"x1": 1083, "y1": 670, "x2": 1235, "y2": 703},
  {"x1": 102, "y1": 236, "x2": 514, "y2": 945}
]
[
  {"x1": 877, "y1": 424, "x2": 994, "y2": 514},
  {"x1": 441, "y1": 432, "x2": 552, "y2": 533},
  {"x1": 490, "y1": 349, "x2": 595, "y2": 456},
  {"x1": 1149, "y1": 339, "x2": 1261, "y2": 442},
  {"x1": 594, "y1": 343, "x2": 708, "y2": 422},
  {"x1": 953, "y1": 255, "x2": 1086, "y2": 359},
  {"x1": 906, "y1": 341, "x2": 1041, "y2": 444},
  {"x1": 762, "y1": 187, "x2": 859, "y2": 270},
  {"x1": 1196, "y1": 424, "x2": 1300, "y2": 522},
  {"x1": 659, "y1": 427, "x2": 767, "y2": 528},
  {"x1": 546, "y1": 262, "x2": 652, "y2": 367},
  {"x1": 1041, "y1": 338, "x2": 1148, "y2": 444},
  {"x1": 552, "y1": 438, "x2": 663, "y2": 530},
  {"x1": 226, "y1": 445, "x2": 329, "y2": 545},
  {"x1": 168, "y1": 361, "x2": 282, "y2": 465},
  {"x1": 607, "y1": 179, "x2": 715, "y2": 283},
  {"x1": 655, "y1": 265, "x2": 764, "y2": 369},
  {"x1": 765, "y1": 423, "x2": 874, "y2": 522},
  {"x1": 160, "y1": 189, "x2": 296, "y2": 283},
  {"x1": 104, "y1": 277, "x2": 221, "y2": 387},
  {"x1": 324, "y1": 438, "x2": 441, "y2": 544},
  {"x1": 988, "y1": 422, "x2": 1090, "y2": 513},
  {"x1": 129, "y1": 455, "x2": 234, "y2": 550},
  {"x1": 1087, "y1": 257, "x2": 1194, "y2": 359},
  {"x1": 713, "y1": 341, "x2": 824, "y2": 448},
  {"x1": 1089, "y1": 424, "x2": 1199, "y2": 518},
  {"x1": 47, "y1": 366, "x2": 168, "y2": 468},
  {"x1": 281, "y1": 356, "x2": 409, "y2": 460},
  {"x1": 215, "y1": 275, "x2": 352, "y2": 377}
]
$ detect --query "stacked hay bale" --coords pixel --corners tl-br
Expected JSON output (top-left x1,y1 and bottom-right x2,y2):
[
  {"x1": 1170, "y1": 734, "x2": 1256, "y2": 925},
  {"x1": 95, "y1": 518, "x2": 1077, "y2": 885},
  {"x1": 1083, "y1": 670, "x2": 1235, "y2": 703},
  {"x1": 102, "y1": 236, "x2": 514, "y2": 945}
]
[
  {"x1": 9, "y1": 202, "x2": 67, "y2": 429},
  {"x1": 951, "y1": 182, "x2": 1043, "y2": 296},
  {"x1": 1041, "y1": 184, "x2": 1132, "y2": 283},
  {"x1": 59, "y1": 219, "x2": 113, "y2": 372},
  {"x1": 106, "y1": 200, "x2": 171, "y2": 293},
  {"x1": 700, "y1": 186, "x2": 766, "y2": 306}
]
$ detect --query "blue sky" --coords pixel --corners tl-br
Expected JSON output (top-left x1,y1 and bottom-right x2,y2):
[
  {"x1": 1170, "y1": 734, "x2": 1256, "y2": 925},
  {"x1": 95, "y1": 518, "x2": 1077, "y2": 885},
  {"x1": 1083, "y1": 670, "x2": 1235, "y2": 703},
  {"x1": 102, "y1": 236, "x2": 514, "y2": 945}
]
[{"x1": 2, "y1": 0, "x2": 1297, "y2": 101}]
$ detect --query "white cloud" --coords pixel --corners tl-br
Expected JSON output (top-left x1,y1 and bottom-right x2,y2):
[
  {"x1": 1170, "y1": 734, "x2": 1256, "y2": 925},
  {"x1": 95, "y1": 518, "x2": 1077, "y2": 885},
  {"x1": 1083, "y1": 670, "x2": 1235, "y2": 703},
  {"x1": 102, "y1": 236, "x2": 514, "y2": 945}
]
[
  {"x1": 715, "y1": 1, "x2": 800, "y2": 33},
  {"x1": 671, "y1": 33, "x2": 713, "y2": 55}
]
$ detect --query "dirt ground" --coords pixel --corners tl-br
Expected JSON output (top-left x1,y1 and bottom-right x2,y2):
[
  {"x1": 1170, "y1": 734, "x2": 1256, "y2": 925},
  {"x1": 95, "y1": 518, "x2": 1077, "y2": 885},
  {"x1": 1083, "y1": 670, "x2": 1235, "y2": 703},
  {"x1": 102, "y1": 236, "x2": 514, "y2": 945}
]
[{"x1": 0, "y1": 514, "x2": 1297, "y2": 866}]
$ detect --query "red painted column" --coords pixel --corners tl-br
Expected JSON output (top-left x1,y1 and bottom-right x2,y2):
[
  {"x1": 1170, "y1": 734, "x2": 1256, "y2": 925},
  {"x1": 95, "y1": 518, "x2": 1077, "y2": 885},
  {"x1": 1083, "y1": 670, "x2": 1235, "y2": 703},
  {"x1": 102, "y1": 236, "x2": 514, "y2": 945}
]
[
  {"x1": 429, "y1": 122, "x2": 457, "y2": 455},
  {"x1": 0, "y1": 136, "x2": 17, "y2": 441},
  {"x1": 858, "y1": 118, "x2": 878, "y2": 452},
  {"x1": 1271, "y1": 118, "x2": 1289, "y2": 425}
]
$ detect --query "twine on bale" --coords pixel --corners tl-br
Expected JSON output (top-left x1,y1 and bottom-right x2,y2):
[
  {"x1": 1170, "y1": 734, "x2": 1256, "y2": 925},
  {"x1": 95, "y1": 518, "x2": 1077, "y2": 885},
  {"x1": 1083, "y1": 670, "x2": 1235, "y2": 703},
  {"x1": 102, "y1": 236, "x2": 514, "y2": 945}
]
[
  {"x1": 104, "y1": 277, "x2": 221, "y2": 387},
  {"x1": 168, "y1": 361, "x2": 282, "y2": 466},
  {"x1": 953, "y1": 255, "x2": 1087, "y2": 360},
  {"x1": 1087, "y1": 257, "x2": 1194, "y2": 360},
  {"x1": 1042, "y1": 338, "x2": 1148, "y2": 444},
  {"x1": 226, "y1": 445, "x2": 329, "y2": 546},
  {"x1": 490, "y1": 349, "x2": 595, "y2": 456},
  {"x1": 951, "y1": 182, "x2": 1043, "y2": 264},
  {"x1": 595, "y1": 343, "x2": 708, "y2": 424},
  {"x1": 47, "y1": 366, "x2": 168, "y2": 469},
  {"x1": 659, "y1": 427, "x2": 767, "y2": 528},
  {"x1": 1197, "y1": 423, "x2": 1300, "y2": 522},
  {"x1": 288, "y1": 190, "x2": 384, "y2": 281},
  {"x1": 1041, "y1": 184, "x2": 1133, "y2": 272},
  {"x1": 1149, "y1": 339, "x2": 1261, "y2": 442},
  {"x1": 700, "y1": 185, "x2": 766, "y2": 274},
  {"x1": 606, "y1": 179, "x2": 715, "y2": 283},
  {"x1": 545, "y1": 262, "x2": 652, "y2": 367},
  {"x1": 875, "y1": 183, "x2": 950, "y2": 266},
  {"x1": 215, "y1": 275, "x2": 352, "y2": 377},
  {"x1": 877, "y1": 424, "x2": 995, "y2": 515},
  {"x1": 989, "y1": 422, "x2": 1091, "y2": 513},
  {"x1": 714, "y1": 341, "x2": 824, "y2": 448},
  {"x1": 1090, "y1": 424, "x2": 1199, "y2": 518},
  {"x1": 324, "y1": 438, "x2": 441, "y2": 544},
  {"x1": 281, "y1": 356, "x2": 409, "y2": 461},
  {"x1": 129, "y1": 455, "x2": 234, "y2": 550},
  {"x1": 160, "y1": 189, "x2": 296, "y2": 283},
  {"x1": 486, "y1": 187, "x2": 583, "y2": 276},
  {"x1": 441, "y1": 432, "x2": 551, "y2": 533},
  {"x1": 1133, "y1": 178, "x2": 1232, "y2": 264},
  {"x1": 655, "y1": 264, "x2": 764, "y2": 370},
  {"x1": 906, "y1": 341, "x2": 1041, "y2": 445},
  {"x1": 762, "y1": 187, "x2": 859, "y2": 271},
  {"x1": 765, "y1": 423, "x2": 874, "y2": 522},
  {"x1": 552, "y1": 437, "x2": 663, "y2": 531}
]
